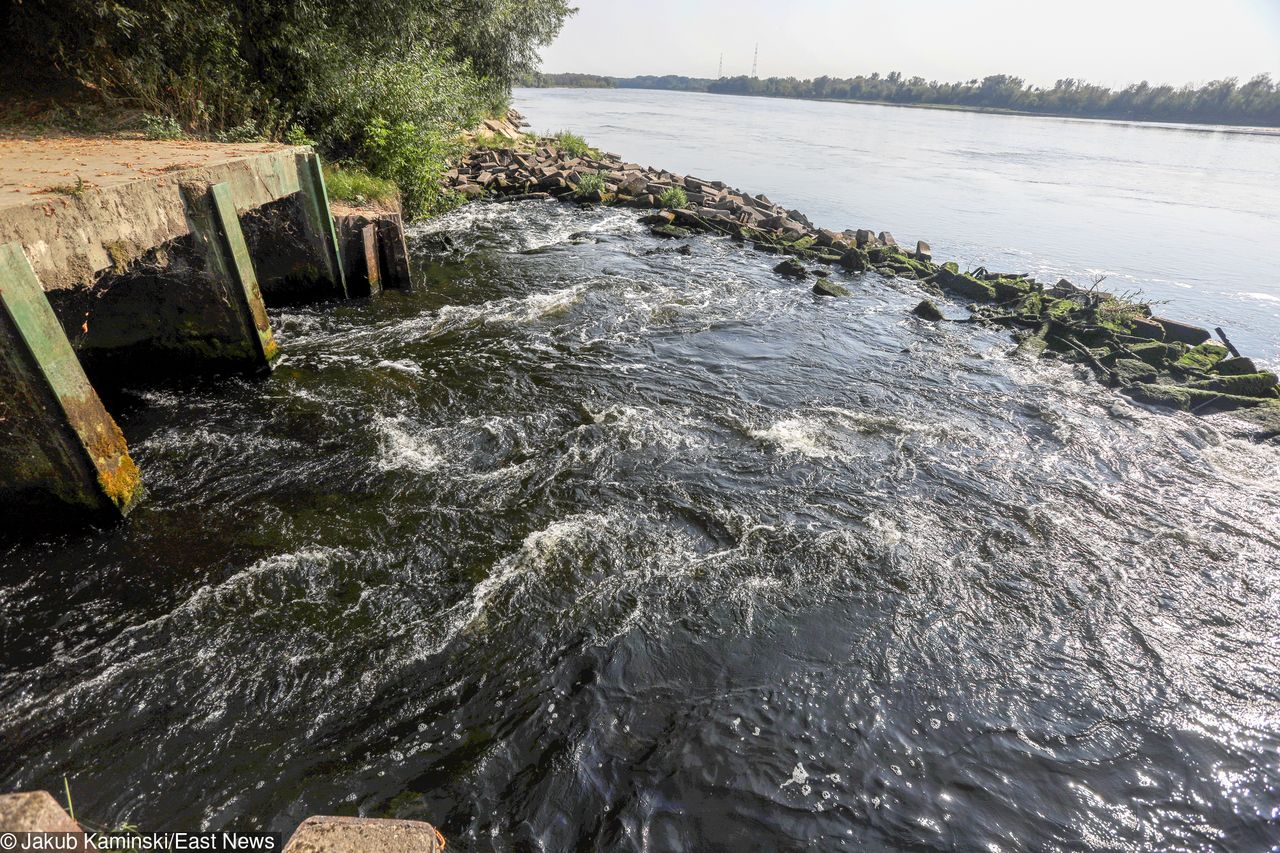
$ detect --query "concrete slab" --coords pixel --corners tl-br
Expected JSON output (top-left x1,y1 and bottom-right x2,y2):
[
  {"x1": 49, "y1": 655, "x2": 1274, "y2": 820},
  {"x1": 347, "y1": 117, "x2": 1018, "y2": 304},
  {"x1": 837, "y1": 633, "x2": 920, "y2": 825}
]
[
  {"x1": 0, "y1": 790, "x2": 85, "y2": 833},
  {"x1": 0, "y1": 135, "x2": 289, "y2": 210},
  {"x1": 284, "y1": 816, "x2": 445, "y2": 853},
  {"x1": 0, "y1": 136, "x2": 318, "y2": 293}
]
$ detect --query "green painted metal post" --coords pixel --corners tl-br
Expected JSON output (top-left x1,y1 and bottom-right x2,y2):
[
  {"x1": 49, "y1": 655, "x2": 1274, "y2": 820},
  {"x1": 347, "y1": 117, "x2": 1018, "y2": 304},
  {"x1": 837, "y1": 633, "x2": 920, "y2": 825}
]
[
  {"x1": 182, "y1": 181, "x2": 280, "y2": 371},
  {"x1": 0, "y1": 243, "x2": 142, "y2": 517},
  {"x1": 296, "y1": 151, "x2": 348, "y2": 299}
]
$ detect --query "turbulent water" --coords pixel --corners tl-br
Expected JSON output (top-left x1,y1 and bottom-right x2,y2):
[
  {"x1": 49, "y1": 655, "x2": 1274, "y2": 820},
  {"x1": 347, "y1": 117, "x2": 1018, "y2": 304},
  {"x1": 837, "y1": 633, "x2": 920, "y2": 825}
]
[
  {"x1": 516, "y1": 87, "x2": 1280, "y2": 365},
  {"x1": 3, "y1": 201, "x2": 1280, "y2": 851}
]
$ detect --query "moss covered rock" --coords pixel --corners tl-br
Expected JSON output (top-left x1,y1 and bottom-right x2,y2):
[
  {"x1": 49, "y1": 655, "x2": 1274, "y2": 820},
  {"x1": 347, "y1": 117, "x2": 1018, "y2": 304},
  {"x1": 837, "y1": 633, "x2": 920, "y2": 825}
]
[
  {"x1": 1123, "y1": 383, "x2": 1274, "y2": 413},
  {"x1": 1174, "y1": 342, "x2": 1230, "y2": 372},
  {"x1": 774, "y1": 258, "x2": 809, "y2": 279},
  {"x1": 1184, "y1": 371, "x2": 1279, "y2": 397},
  {"x1": 1112, "y1": 358, "x2": 1159, "y2": 385},
  {"x1": 1216, "y1": 356, "x2": 1258, "y2": 376},
  {"x1": 812, "y1": 278, "x2": 849, "y2": 297},
  {"x1": 935, "y1": 268, "x2": 997, "y2": 301}
]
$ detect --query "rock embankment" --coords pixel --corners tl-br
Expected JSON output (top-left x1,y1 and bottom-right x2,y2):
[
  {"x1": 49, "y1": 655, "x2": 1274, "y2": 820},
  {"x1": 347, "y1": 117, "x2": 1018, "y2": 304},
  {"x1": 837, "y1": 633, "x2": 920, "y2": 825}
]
[{"x1": 444, "y1": 136, "x2": 1280, "y2": 441}]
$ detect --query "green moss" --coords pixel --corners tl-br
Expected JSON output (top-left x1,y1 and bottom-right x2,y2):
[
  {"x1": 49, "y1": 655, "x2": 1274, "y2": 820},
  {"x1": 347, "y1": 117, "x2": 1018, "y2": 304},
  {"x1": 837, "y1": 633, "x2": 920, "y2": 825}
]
[
  {"x1": 1126, "y1": 341, "x2": 1183, "y2": 367},
  {"x1": 904, "y1": 258, "x2": 937, "y2": 279},
  {"x1": 812, "y1": 278, "x2": 850, "y2": 297},
  {"x1": 991, "y1": 277, "x2": 1033, "y2": 300},
  {"x1": 1175, "y1": 342, "x2": 1230, "y2": 372},
  {"x1": 867, "y1": 245, "x2": 906, "y2": 265},
  {"x1": 1125, "y1": 382, "x2": 1276, "y2": 413},
  {"x1": 1184, "y1": 371, "x2": 1279, "y2": 397},
  {"x1": 838, "y1": 248, "x2": 869, "y2": 272},
  {"x1": 937, "y1": 269, "x2": 996, "y2": 301}
]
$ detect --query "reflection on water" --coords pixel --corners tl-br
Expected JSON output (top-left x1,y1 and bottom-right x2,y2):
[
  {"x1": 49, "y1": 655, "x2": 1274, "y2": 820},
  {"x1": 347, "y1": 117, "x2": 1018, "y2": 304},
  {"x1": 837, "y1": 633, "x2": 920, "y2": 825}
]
[
  {"x1": 2, "y1": 201, "x2": 1279, "y2": 850},
  {"x1": 516, "y1": 87, "x2": 1280, "y2": 362}
]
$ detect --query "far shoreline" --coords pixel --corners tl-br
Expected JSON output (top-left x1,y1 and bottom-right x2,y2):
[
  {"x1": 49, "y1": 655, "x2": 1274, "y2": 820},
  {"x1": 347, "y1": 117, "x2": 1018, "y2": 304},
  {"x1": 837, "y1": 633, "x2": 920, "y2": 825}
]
[{"x1": 518, "y1": 85, "x2": 1280, "y2": 137}]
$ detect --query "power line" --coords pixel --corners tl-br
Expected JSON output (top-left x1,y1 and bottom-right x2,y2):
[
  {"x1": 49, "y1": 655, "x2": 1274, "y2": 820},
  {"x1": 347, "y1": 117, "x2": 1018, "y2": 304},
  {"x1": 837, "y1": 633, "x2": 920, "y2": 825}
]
[{"x1": 751, "y1": 43, "x2": 758, "y2": 79}]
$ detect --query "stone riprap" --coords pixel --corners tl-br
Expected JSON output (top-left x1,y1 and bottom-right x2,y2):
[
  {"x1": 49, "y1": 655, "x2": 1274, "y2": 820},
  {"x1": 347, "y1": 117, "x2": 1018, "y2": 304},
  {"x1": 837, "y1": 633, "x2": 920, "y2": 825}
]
[{"x1": 444, "y1": 138, "x2": 1279, "y2": 441}]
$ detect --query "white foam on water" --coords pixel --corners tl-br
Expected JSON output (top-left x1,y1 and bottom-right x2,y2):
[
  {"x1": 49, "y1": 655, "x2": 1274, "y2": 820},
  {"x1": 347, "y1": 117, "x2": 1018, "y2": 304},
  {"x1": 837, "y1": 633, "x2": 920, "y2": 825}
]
[
  {"x1": 749, "y1": 416, "x2": 836, "y2": 459},
  {"x1": 375, "y1": 359, "x2": 424, "y2": 375},
  {"x1": 375, "y1": 415, "x2": 444, "y2": 473},
  {"x1": 417, "y1": 512, "x2": 620, "y2": 656},
  {"x1": 416, "y1": 284, "x2": 587, "y2": 339},
  {"x1": 0, "y1": 546, "x2": 351, "y2": 726}
]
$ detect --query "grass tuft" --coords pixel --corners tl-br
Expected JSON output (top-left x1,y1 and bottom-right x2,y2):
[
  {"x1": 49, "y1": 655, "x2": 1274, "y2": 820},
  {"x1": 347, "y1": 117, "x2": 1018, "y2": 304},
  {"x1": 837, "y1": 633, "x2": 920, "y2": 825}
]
[
  {"x1": 574, "y1": 171, "x2": 607, "y2": 197},
  {"x1": 551, "y1": 131, "x2": 598, "y2": 158},
  {"x1": 323, "y1": 164, "x2": 400, "y2": 208},
  {"x1": 659, "y1": 186, "x2": 688, "y2": 209},
  {"x1": 43, "y1": 176, "x2": 90, "y2": 197}
]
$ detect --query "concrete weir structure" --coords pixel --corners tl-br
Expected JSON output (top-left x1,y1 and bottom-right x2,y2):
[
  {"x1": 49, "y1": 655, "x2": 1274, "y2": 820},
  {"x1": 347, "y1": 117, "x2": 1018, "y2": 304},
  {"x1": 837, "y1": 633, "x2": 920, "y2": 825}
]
[{"x1": 0, "y1": 136, "x2": 407, "y2": 522}]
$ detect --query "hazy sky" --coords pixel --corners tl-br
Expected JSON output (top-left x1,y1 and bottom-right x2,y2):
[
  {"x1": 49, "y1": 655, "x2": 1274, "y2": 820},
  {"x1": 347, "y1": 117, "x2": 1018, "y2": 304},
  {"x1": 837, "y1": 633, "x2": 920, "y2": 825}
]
[{"x1": 538, "y1": 0, "x2": 1280, "y2": 88}]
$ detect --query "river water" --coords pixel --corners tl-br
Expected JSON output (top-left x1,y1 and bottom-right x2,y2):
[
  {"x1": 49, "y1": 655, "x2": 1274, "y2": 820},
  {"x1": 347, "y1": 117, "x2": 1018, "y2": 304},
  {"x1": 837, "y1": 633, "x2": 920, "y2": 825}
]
[
  {"x1": 2, "y1": 106, "x2": 1280, "y2": 851},
  {"x1": 516, "y1": 87, "x2": 1280, "y2": 365}
]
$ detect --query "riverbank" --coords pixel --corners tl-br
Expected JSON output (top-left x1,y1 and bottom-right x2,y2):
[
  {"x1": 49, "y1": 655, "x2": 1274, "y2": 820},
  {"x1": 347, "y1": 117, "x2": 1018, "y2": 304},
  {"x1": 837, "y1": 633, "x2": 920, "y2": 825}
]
[
  {"x1": 525, "y1": 73, "x2": 1280, "y2": 130},
  {"x1": 445, "y1": 136, "x2": 1280, "y2": 441}
]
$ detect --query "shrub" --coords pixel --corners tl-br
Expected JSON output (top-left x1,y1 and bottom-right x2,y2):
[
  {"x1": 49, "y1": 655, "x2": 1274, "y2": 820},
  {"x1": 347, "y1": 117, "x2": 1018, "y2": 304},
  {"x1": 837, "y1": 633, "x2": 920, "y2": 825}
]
[
  {"x1": 574, "y1": 171, "x2": 607, "y2": 197},
  {"x1": 359, "y1": 116, "x2": 464, "y2": 218},
  {"x1": 659, "y1": 186, "x2": 689, "y2": 209},
  {"x1": 140, "y1": 114, "x2": 183, "y2": 140},
  {"x1": 216, "y1": 118, "x2": 263, "y2": 143},
  {"x1": 283, "y1": 124, "x2": 314, "y2": 146},
  {"x1": 552, "y1": 131, "x2": 598, "y2": 158}
]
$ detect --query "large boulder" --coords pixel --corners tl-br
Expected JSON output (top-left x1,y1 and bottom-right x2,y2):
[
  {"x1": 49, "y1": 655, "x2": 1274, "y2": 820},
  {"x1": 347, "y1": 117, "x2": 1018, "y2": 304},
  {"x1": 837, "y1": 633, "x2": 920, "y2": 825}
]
[{"x1": 914, "y1": 240, "x2": 932, "y2": 262}]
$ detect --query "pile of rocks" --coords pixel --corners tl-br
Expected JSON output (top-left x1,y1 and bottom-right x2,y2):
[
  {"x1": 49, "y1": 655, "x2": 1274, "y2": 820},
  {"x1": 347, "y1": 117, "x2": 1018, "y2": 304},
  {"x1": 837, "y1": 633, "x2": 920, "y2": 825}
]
[{"x1": 443, "y1": 137, "x2": 1279, "y2": 440}]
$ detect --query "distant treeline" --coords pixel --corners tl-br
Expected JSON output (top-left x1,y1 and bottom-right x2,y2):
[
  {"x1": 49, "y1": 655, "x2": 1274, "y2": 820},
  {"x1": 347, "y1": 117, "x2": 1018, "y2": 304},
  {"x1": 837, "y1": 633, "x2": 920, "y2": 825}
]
[{"x1": 523, "y1": 71, "x2": 1280, "y2": 127}]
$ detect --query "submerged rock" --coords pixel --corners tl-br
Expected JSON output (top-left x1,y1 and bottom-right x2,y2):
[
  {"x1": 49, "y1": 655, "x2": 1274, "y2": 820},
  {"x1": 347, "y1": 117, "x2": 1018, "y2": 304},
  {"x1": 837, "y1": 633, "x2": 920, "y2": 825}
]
[
  {"x1": 1111, "y1": 358, "x2": 1159, "y2": 385},
  {"x1": 911, "y1": 299, "x2": 944, "y2": 321},
  {"x1": 774, "y1": 258, "x2": 809, "y2": 279},
  {"x1": 650, "y1": 223, "x2": 691, "y2": 239},
  {"x1": 812, "y1": 278, "x2": 849, "y2": 297}
]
